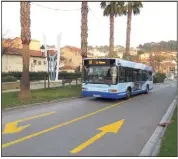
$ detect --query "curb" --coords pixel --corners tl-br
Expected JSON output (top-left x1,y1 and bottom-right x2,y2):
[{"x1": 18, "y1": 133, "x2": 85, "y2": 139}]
[
  {"x1": 139, "y1": 96, "x2": 177, "y2": 156},
  {"x1": 2, "y1": 96, "x2": 84, "y2": 113}
]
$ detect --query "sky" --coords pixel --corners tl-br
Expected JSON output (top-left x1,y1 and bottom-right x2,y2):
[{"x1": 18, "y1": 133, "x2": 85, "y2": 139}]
[{"x1": 2, "y1": 2, "x2": 177, "y2": 48}]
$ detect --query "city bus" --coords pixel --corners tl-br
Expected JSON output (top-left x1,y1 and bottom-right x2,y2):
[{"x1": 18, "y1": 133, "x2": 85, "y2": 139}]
[{"x1": 81, "y1": 58, "x2": 153, "y2": 99}]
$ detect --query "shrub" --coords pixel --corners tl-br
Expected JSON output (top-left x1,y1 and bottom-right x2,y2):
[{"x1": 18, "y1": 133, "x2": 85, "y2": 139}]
[
  {"x1": 153, "y1": 72, "x2": 166, "y2": 83},
  {"x1": 58, "y1": 72, "x2": 81, "y2": 79},
  {"x1": 2, "y1": 76, "x2": 17, "y2": 82}
]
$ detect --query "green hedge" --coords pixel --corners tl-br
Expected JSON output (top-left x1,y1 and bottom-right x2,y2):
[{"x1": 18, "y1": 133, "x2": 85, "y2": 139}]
[
  {"x1": 153, "y1": 72, "x2": 166, "y2": 83},
  {"x1": 2, "y1": 76, "x2": 17, "y2": 82},
  {"x1": 58, "y1": 72, "x2": 81, "y2": 79},
  {"x1": 2, "y1": 71, "x2": 82, "y2": 82}
]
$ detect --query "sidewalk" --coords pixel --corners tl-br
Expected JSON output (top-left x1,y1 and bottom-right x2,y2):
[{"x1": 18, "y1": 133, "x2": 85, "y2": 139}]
[{"x1": 2, "y1": 81, "x2": 81, "y2": 93}]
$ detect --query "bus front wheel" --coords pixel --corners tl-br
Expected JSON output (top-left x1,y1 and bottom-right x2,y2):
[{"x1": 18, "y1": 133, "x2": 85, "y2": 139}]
[
  {"x1": 145, "y1": 85, "x2": 149, "y2": 94},
  {"x1": 125, "y1": 88, "x2": 131, "y2": 99}
]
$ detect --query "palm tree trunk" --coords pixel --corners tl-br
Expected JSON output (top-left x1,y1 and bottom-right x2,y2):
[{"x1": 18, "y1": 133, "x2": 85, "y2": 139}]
[
  {"x1": 21, "y1": 44, "x2": 30, "y2": 92},
  {"x1": 109, "y1": 14, "x2": 114, "y2": 57},
  {"x1": 81, "y1": 2, "x2": 88, "y2": 59},
  {"x1": 81, "y1": 2, "x2": 88, "y2": 83},
  {"x1": 18, "y1": 2, "x2": 31, "y2": 99},
  {"x1": 125, "y1": 3, "x2": 132, "y2": 60}
]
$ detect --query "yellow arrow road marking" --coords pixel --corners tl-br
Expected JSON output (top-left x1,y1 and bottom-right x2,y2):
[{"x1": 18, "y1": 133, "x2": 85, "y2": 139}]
[
  {"x1": 70, "y1": 119, "x2": 125, "y2": 154},
  {"x1": 2, "y1": 111, "x2": 55, "y2": 135},
  {"x1": 2, "y1": 122, "x2": 31, "y2": 135},
  {"x1": 2, "y1": 101, "x2": 126, "y2": 149}
]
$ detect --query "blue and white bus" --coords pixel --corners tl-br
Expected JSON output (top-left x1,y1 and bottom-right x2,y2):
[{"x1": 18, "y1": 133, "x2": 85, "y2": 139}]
[{"x1": 81, "y1": 58, "x2": 153, "y2": 99}]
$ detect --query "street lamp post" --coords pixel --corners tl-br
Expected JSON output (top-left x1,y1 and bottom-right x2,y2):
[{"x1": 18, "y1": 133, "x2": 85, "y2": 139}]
[{"x1": 40, "y1": 45, "x2": 50, "y2": 88}]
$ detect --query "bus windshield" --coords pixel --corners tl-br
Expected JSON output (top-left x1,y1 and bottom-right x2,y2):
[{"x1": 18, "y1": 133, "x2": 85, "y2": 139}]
[{"x1": 83, "y1": 65, "x2": 118, "y2": 85}]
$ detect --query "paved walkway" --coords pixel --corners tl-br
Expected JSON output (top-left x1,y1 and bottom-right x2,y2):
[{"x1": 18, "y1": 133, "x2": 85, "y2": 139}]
[{"x1": 2, "y1": 81, "x2": 81, "y2": 93}]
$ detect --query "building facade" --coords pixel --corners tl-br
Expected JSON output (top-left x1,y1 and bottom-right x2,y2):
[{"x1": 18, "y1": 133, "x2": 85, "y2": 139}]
[
  {"x1": 60, "y1": 45, "x2": 82, "y2": 70},
  {"x1": 2, "y1": 48, "x2": 46, "y2": 72}
]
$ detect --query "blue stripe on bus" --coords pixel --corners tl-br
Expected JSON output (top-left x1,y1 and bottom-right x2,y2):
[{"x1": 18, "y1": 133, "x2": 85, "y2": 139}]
[
  {"x1": 81, "y1": 91, "x2": 127, "y2": 99},
  {"x1": 82, "y1": 88, "x2": 151, "y2": 99}
]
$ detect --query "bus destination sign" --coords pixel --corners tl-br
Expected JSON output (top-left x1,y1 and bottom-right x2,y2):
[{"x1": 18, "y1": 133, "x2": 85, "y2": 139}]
[
  {"x1": 89, "y1": 60, "x2": 106, "y2": 65},
  {"x1": 86, "y1": 59, "x2": 110, "y2": 65}
]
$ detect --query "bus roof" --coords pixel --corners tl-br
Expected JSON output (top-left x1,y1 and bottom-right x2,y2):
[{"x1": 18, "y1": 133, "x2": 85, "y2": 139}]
[{"x1": 84, "y1": 58, "x2": 153, "y2": 71}]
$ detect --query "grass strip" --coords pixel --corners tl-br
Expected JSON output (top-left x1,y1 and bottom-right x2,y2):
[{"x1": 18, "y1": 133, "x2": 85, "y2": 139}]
[
  {"x1": 2, "y1": 85, "x2": 81, "y2": 109},
  {"x1": 158, "y1": 106, "x2": 177, "y2": 157}
]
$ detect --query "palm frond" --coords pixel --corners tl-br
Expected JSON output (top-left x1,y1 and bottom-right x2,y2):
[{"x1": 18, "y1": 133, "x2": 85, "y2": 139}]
[
  {"x1": 103, "y1": 4, "x2": 111, "y2": 16},
  {"x1": 124, "y1": 2, "x2": 143, "y2": 15},
  {"x1": 100, "y1": 1, "x2": 126, "y2": 17},
  {"x1": 100, "y1": 2, "x2": 107, "y2": 9},
  {"x1": 132, "y1": 2, "x2": 143, "y2": 15}
]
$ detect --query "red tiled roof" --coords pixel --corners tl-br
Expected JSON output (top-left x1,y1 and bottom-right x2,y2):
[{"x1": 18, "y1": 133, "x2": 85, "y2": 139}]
[
  {"x1": 47, "y1": 50, "x2": 56, "y2": 56},
  {"x1": 3, "y1": 48, "x2": 45, "y2": 58},
  {"x1": 2, "y1": 37, "x2": 39, "y2": 44}
]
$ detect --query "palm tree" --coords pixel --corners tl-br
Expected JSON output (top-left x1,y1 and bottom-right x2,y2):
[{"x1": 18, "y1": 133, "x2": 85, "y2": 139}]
[
  {"x1": 81, "y1": 2, "x2": 88, "y2": 60},
  {"x1": 100, "y1": 2, "x2": 125, "y2": 58},
  {"x1": 18, "y1": 2, "x2": 31, "y2": 99},
  {"x1": 124, "y1": 2, "x2": 143, "y2": 60},
  {"x1": 81, "y1": 2, "x2": 88, "y2": 83}
]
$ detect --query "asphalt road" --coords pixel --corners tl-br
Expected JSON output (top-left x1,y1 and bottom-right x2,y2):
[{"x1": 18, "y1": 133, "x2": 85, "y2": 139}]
[{"x1": 2, "y1": 80, "x2": 177, "y2": 156}]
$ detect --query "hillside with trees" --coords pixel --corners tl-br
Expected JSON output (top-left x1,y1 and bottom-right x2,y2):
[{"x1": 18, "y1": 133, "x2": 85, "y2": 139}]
[
  {"x1": 138, "y1": 40, "x2": 177, "y2": 53},
  {"x1": 88, "y1": 45, "x2": 125, "y2": 53},
  {"x1": 88, "y1": 40, "x2": 177, "y2": 54}
]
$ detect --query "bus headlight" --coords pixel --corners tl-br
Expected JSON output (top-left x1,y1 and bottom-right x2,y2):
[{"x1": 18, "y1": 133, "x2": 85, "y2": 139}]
[
  {"x1": 82, "y1": 87, "x2": 87, "y2": 91},
  {"x1": 108, "y1": 89, "x2": 118, "y2": 93}
]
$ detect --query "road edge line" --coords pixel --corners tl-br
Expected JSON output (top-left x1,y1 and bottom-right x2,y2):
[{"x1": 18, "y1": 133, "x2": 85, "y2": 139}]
[
  {"x1": 139, "y1": 96, "x2": 177, "y2": 157},
  {"x1": 2, "y1": 96, "x2": 84, "y2": 113}
]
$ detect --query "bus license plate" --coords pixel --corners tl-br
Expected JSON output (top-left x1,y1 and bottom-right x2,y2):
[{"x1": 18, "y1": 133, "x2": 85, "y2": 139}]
[{"x1": 93, "y1": 94, "x2": 101, "y2": 97}]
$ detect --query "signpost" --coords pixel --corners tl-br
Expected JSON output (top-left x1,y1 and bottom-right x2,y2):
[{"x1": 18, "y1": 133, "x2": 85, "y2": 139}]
[{"x1": 42, "y1": 33, "x2": 62, "y2": 82}]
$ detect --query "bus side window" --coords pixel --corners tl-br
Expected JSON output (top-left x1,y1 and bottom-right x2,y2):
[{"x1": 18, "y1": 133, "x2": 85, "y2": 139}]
[
  {"x1": 142, "y1": 71, "x2": 150, "y2": 81},
  {"x1": 136, "y1": 70, "x2": 140, "y2": 81},
  {"x1": 133, "y1": 70, "x2": 137, "y2": 82},
  {"x1": 127, "y1": 69, "x2": 132, "y2": 82},
  {"x1": 139, "y1": 70, "x2": 143, "y2": 81},
  {"x1": 125, "y1": 68, "x2": 128, "y2": 82},
  {"x1": 119, "y1": 67, "x2": 126, "y2": 83}
]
